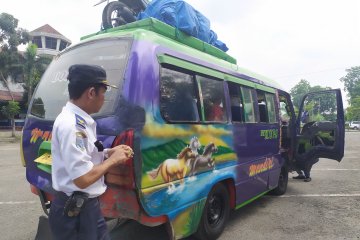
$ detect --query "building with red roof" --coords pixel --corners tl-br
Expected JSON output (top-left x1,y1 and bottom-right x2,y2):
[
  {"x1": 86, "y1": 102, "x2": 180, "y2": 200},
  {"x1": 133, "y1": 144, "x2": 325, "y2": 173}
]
[{"x1": 29, "y1": 24, "x2": 72, "y2": 57}]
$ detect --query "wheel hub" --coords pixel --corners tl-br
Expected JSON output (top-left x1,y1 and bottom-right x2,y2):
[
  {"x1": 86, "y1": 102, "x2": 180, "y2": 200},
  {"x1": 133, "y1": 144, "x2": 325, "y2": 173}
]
[{"x1": 207, "y1": 195, "x2": 223, "y2": 225}]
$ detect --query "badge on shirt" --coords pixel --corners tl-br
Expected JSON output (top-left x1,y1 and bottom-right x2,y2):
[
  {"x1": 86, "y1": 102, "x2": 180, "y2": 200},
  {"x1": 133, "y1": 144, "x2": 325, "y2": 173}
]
[
  {"x1": 75, "y1": 114, "x2": 86, "y2": 129},
  {"x1": 75, "y1": 132, "x2": 87, "y2": 151}
]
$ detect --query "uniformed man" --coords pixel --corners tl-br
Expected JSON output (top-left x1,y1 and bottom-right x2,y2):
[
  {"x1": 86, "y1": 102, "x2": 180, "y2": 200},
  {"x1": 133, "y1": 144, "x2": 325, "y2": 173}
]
[
  {"x1": 49, "y1": 64, "x2": 133, "y2": 240},
  {"x1": 293, "y1": 158, "x2": 319, "y2": 182}
]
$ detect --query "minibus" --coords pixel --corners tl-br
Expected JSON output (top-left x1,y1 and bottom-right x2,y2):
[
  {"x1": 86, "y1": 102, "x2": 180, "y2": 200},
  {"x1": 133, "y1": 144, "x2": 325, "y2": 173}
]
[{"x1": 21, "y1": 18, "x2": 345, "y2": 240}]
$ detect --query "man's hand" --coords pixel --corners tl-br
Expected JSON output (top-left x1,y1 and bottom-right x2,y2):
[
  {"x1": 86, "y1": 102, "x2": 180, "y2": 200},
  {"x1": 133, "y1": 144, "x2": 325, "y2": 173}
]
[
  {"x1": 107, "y1": 145, "x2": 133, "y2": 165},
  {"x1": 73, "y1": 145, "x2": 134, "y2": 189}
]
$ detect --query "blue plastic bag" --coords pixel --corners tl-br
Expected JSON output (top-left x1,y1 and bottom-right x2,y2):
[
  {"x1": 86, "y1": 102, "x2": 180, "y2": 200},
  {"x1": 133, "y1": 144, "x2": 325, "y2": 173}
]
[{"x1": 138, "y1": 0, "x2": 228, "y2": 52}]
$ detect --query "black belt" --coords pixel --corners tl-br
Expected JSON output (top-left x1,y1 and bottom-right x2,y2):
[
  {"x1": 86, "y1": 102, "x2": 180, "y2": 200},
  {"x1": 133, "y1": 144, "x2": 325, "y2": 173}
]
[{"x1": 53, "y1": 191, "x2": 97, "y2": 206}]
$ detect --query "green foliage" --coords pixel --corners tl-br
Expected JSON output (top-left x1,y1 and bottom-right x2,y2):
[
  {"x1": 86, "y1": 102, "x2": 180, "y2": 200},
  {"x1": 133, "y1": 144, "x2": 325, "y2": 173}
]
[
  {"x1": 290, "y1": 80, "x2": 332, "y2": 112},
  {"x1": 23, "y1": 44, "x2": 38, "y2": 92},
  {"x1": 346, "y1": 96, "x2": 360, "y2": 121},
  {"x1": 340, "y1": 66, "x2": 360, "y2": 102},
  {"x1": 0, "y1": 13, "x2": 29, "y2": 49},
  {"x1": 290, "y1": 79, "x2": 311, "y2": 109},
  {"x1": 340, "y1": 67, "x2": 360, "y2": 120},
  {"x1": 22, "y1": 43, "x2": 51, "y2": 106},
  {"x1": 1, "y1": 100, "x2": 20, "y2": 137},
  {"x1": 0, "y1": 12, "x2": 30, "y2": 80},
  {"x1": 0, "y1": 13, "x2": 51, "y2": 108},
  {"x1": 291, "y1": 80, "x2": 337, "y2": 123},
  {"x1": 302, "y1": 92, "x2": 337, "y2": 122},
  {"x1": 313, "y1": 114, "x2": 325, "y2": 122},
  {"x1": 1, "y1": 100, "x2": 20, "y2": 119}
]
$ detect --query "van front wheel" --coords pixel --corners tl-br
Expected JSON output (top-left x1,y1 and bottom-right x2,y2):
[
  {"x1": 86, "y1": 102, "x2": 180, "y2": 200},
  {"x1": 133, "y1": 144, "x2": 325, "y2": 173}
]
[{"x1": 195, "y1": 183, "x2": 230, "y2": 240}]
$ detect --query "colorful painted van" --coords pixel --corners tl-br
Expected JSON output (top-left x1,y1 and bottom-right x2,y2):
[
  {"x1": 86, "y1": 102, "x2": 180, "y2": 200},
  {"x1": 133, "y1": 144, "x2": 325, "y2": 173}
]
[{"x1": 21, "y1": 18, "x2": 345, "y2": 240}]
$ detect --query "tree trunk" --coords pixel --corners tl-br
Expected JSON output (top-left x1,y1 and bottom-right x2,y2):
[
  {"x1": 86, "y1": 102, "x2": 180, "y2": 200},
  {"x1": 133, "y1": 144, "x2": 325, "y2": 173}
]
[
  {"x1": 28, "y1": 84, "x2": 32, "y2": 107},
  {"x1": 0, "y1": 71, "x2": 14, "y2": 101},
  {"x1": 11, "y1": 118, "x2": 15, "y2": 137}
]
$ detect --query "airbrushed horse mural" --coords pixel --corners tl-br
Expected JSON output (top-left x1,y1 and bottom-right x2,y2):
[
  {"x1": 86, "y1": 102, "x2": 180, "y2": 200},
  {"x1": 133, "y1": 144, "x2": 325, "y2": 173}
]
[
  {"x1": 147, "y1": 137, "x2": 218, "y2": 187},
  {"x1": 189, "y1": 136, "x2": 201, "y2": 155},
  {"x1": 188, "y1": 142, "x2": 217, "y2": 177},
  {"x1": 147, "y1": 147, "x2": 196, "y2": 186}
]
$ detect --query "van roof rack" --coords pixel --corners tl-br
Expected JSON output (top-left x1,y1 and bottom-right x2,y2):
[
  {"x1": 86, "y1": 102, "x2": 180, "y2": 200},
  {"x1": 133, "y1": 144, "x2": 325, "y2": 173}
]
[{"x1": 81, "y1": 18, "x2": 237, "y2": 64}]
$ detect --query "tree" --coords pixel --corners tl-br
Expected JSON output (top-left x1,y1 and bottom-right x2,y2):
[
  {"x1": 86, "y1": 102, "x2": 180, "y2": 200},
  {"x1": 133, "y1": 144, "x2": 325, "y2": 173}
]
[
  {"x1": 0, "y1": 12, "x2": 30, "y2": 81},
  {"x1": 290, "y1": 79, "x2": 311, "y2": 109},
  {"x1": 340, "y1": 66, "x2": 360, "y2": 103},
  {"x1": 290, "y1": 79, "x2": 334, "y2": 112},
  {"x1": 346, "y1": 96, "x2": 360, "y2": 121},
  {"x1": 1, "y1": 100, "x2": 20, "y2": 137},
  {"x1": 340, "y1": 66, "x2": 360, "y2": 120},
  {"x1": 23, "y1": 43, "x2": 51, "y2": 106},
  {"x1": 23, "y1": 44, "x2": 37, "y2": 105},
  {"x1": 303, "y1": 91, "x2": 337, "y2": 122}
]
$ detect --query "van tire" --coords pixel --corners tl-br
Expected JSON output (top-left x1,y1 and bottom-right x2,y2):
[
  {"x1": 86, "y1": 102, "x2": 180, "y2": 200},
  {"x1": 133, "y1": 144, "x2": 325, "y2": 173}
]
[
  {"x1": 270, "y1": 166, "x2": 288, "y2": 195},
  {"x1": 102, "y1": 1, "x2": 136, "y2": 29},
  {"x1": 195, "y1": 183, "x2": 230, "y2": 240}
]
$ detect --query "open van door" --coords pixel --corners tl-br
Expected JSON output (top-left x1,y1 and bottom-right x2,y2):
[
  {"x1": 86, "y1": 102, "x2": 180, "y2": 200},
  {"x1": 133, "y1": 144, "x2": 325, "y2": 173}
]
[{"x1": 295, "y1": 89, "x2": 345, "y2": 162}]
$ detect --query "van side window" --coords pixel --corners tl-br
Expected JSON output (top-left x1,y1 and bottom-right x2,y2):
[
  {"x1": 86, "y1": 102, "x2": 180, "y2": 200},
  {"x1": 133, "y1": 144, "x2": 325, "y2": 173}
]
[
  {"x1": 160, "y1": 68, "x2": 200, "y2": 122},
  {"x1": 279, "y1": 101, "x2": 290, "y2": 122},
  {"x1": 256, "y1": 90, "x2": 277, "y2": 123},
  {"x1": 228, "y1": 82, "x2": 244, "y2": 122},
  {"x1": 197, "y1": 76, "x2": 227, "y2": 122},
  {"x1": 256, "y1": 90, "x2": 268, "y2": 122},
  {"x1": 241, "y1": 87, "x2": 256, "y2": 123},
  {"x1": 265, "y1": 93, "x2": 277, "y2": 123}
]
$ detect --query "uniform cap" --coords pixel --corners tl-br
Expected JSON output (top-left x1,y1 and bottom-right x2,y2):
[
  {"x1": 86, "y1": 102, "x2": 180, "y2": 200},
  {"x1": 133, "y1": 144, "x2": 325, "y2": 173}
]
[{"x1": 67, "y1": 64, "x2": 117, "y2": 89}]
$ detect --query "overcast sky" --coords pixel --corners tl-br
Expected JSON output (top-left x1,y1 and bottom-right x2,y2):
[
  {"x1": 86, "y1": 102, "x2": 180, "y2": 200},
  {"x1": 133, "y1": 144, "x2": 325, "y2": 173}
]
[{"x1": 2, "y1": 0, "x2": 360, "y2": 104}]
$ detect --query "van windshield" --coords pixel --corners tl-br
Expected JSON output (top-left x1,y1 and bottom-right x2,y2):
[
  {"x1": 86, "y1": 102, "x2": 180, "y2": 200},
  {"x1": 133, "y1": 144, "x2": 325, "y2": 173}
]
[{"x1": 30, "y1": 38, "x2": 132, "y2": 120}]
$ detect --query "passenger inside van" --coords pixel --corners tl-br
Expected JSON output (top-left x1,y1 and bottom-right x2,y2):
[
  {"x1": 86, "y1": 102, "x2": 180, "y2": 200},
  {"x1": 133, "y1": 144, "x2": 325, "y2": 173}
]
[
  {"x1": 164, "y1": 94, "x2": 199, "y2": 122},
  {"x1": 258, "y1": 101, "x2": 267, "y2": 122},
  {"x1": 230, "y1": 96, "x2": 243, "y2": 122},
  {"x1": 206, "y1": 98, "x2": 225, "y2": 121},
  {"x1": 256, "y1": 90, "x2": 268, "y2": 122}
]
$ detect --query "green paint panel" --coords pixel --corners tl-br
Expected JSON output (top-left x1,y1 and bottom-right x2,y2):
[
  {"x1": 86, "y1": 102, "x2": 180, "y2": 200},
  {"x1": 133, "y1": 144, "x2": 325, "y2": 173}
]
[
  {"x1": 225, "y1": 75, "x2": 275, "y2": 93},
  {"x1": 37, "y1": 163, "x2": 51, "y2": 174},
  {"x1": 38, "y1": 141, "x2": 51, "y2": 156},
  {"x1": 82, "y1": 18, "x2": 237, "y2": 64},
  {"x1": 158, "y1": 55, "x2": 276, "y2": 94},
  {"x1": 235, "y1": 190, "x2": 270, "y2": 210},
  {"x1": 158, "y1": 55, "x2": 223, "y2": 79}
]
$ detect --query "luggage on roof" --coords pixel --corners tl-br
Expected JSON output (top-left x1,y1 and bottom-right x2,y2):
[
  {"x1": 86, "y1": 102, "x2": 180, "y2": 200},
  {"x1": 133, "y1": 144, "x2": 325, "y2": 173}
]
[{"x1": 137, "y1": 0, "x2": 228, "y2": 52}]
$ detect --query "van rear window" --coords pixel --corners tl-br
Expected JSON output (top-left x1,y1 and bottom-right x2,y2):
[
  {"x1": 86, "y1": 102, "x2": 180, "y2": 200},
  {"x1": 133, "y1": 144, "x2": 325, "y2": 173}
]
[{"x1": 30, "y1": 38, "x2": 132, "y2": 120}]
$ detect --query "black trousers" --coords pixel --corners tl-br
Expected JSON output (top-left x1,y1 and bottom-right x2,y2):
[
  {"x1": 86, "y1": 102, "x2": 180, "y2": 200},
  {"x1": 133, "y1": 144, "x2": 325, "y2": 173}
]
[
  {"x1": 297, "y1": 158, "x2": 319, "y2": 178},
  {"x1": 49, "y1": 193, "x2": 109, "y2": 240}
]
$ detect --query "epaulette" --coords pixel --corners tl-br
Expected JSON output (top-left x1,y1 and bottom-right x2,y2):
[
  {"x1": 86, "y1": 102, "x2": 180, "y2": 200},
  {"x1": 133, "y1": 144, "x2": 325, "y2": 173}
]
[{"x1": 75, "y1": 114, "x2": 86, "y2": 129}]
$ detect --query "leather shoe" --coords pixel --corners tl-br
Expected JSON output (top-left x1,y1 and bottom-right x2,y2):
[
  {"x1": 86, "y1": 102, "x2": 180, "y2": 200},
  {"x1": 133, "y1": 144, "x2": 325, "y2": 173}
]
[
  {"x1": 304, "y1": 177, "x2": 312, "y2": 182},
  {"x1": 293, "y1": 175, "x2": 305, "y2": 179}
]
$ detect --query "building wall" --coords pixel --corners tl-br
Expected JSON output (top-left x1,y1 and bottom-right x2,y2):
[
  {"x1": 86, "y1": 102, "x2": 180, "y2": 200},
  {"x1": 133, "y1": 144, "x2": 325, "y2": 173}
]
[{"x1": 30, "y1": 31, "x2": 71, "y2": 57}]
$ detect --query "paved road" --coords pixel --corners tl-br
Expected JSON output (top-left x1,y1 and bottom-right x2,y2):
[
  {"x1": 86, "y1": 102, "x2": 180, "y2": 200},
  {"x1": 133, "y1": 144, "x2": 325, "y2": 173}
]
[{"x1": 0, "y1": 132, "x2": 359, "y2": 240}]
